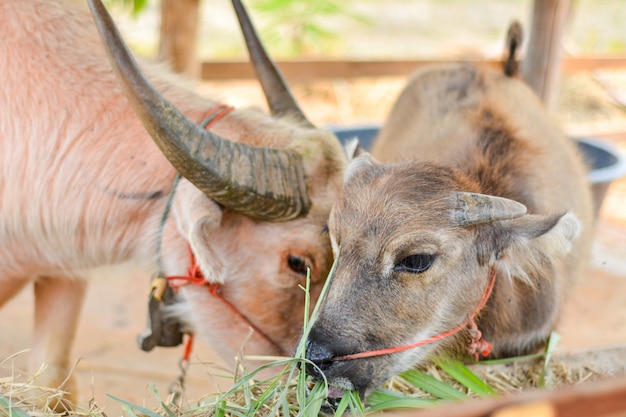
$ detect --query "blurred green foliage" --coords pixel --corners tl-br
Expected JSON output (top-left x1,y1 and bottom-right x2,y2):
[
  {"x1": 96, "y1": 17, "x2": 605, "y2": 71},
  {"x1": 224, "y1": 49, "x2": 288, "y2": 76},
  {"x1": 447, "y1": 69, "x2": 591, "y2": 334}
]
[
  {"x1": 99, "y1": 0, "x2": 626, "y2": 57},
  {"x1": 104, "y1": 0, "x2": 149, "y2": 18},
  {"x1": 249, "y1": 0, "x2": 371, "y2": 56},
  {"x1": 102, "y1": 0, "x2": 371, "y2": 57}
]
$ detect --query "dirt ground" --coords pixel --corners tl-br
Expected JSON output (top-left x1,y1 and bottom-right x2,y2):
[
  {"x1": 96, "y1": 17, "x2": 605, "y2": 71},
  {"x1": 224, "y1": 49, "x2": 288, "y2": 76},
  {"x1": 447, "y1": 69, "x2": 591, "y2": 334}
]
[{"x1": 2, "y1": 70, "x2": 626, "y2": 414}]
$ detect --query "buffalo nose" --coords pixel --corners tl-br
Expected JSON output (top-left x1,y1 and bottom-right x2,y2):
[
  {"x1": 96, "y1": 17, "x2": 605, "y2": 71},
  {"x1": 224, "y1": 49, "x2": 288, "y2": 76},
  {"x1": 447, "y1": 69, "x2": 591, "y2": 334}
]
[{"x1": 304, "y1": 339, "x2": 334, "y2": 378}]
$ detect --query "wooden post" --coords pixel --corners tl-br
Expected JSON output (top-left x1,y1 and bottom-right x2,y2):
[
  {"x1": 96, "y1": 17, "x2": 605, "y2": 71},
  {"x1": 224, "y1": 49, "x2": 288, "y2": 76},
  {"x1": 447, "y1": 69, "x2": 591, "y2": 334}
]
[
  {"x1": 521, "y1": 0, "x2": 571, "y2": 111},
  {"x1": 158, "y1": 0, "x2": 201, "y2": 77}
]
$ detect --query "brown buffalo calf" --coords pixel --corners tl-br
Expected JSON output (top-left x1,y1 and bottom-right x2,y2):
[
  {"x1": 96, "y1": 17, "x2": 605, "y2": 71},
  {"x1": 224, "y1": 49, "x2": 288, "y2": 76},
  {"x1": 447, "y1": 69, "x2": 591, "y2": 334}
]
[{"x1": 305, "y1": 26, "x2": 593, "y2": 399}]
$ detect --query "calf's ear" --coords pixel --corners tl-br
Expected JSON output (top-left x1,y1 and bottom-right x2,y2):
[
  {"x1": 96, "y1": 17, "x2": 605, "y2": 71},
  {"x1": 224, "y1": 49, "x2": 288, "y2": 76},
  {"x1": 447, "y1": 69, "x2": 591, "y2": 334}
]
[
  {"x1": 173, "y1": 179, "x2": 226, "y2": 284},
  {"x1": 343, "y1": 139, "x2": 380, "y2": 183},
  {"x1": 344, "y1": 138, "x2": 366, "y2": 160},
  {"x1": 478, "y1": 212, "x2": 581, "y2": 283}
]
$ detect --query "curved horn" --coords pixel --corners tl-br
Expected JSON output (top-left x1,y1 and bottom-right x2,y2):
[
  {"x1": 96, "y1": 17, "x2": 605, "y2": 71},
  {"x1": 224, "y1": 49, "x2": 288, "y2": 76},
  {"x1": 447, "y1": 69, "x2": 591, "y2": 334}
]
[
  {"x1": 88, "y1": 0, "x2": 309, "y2": 221},
  {"x1": 231, "y1": 0, "x2": 314, "y2": 128},
  {"x1": 449, "y1": 192, "x2": 527, "y2": 226}
]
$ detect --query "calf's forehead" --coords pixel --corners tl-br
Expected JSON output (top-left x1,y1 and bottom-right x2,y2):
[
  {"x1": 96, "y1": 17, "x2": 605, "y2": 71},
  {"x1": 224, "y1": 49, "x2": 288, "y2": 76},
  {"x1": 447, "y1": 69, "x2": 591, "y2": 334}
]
[{"x1": 330, "y1": 164, "x2": 461, "y2": 241}]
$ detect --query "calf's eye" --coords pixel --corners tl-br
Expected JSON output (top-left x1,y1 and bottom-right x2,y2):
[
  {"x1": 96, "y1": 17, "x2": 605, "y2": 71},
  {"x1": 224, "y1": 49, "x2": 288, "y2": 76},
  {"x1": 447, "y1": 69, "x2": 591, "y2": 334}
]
[
  {"x1": 288, "y1": 254, "x2": 309, "y2": 276},
  {"x1": 394, "y1": 254, "x2": 435, "y2": 274}
]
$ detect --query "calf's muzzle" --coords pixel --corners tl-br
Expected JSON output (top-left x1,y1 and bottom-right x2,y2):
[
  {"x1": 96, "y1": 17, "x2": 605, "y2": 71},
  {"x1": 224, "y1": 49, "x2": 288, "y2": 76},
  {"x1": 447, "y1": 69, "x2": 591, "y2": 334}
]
[{"x1": 303, "y1": 331, "x2": 382, "y2": 396}]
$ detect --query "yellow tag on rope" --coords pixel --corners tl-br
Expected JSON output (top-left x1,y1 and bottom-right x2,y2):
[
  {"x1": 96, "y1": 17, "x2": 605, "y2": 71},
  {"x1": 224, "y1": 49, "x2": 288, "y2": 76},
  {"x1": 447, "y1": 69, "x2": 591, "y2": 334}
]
[{"x1": 150, "y1": 275, "x2": 168, "y2": 302}]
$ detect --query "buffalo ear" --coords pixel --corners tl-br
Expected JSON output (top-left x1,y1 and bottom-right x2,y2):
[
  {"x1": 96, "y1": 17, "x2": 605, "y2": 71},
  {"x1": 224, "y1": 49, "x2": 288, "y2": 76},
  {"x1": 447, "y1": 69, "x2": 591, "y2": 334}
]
[
  {"x1": 172, "y1": 179, "x2": 225, "y2": 284},
  {"x1": 479, "y1": 212, "x2": 581, "y2": 282}
]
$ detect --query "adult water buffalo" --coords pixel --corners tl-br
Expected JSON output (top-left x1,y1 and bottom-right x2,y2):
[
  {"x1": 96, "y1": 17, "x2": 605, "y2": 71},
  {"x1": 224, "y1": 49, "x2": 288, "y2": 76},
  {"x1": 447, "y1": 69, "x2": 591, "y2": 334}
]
[{"x1": 0, "y1": 0, "x2": 345, "y2": 408}]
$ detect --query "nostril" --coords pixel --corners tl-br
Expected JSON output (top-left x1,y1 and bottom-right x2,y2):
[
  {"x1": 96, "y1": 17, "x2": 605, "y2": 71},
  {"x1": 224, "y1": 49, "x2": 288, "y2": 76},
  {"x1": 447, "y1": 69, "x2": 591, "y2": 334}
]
[
  {"x1": 304, "y1": 339, "x2": 334, "y2": 378},
  {"x1": 306, "y1": 339, "x2": 334, "y2": 363}
]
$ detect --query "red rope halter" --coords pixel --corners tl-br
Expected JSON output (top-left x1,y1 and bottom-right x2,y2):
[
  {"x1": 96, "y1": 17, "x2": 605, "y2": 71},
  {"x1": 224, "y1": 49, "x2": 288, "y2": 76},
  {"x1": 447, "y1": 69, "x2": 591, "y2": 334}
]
[
  {"x1": 166, "y1": 245, "x2": 283, "y2": 354},
  {"x1": 334, "y1": 266, "x2": 497, "y2": 362}
]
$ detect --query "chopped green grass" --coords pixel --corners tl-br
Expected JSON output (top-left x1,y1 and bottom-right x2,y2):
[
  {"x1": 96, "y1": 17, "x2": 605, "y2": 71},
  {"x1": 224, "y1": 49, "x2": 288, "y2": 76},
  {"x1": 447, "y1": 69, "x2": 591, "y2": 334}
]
[
  {"x1": 366, "y1": 390, "x2": 438, "y2": 413},
  {"x1": 398, "y1": 369, "x2": 469, "y2": 401},
  {"x1": 435, "y1": 358, "x2": 496, "y2": 397}
]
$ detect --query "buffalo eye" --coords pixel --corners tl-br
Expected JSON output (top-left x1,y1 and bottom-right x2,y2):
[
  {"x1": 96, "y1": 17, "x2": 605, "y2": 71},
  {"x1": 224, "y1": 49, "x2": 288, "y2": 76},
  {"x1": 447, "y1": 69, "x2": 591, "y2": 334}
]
[
  {"x1": 288, "y1": 254, "x2": 309, "y2": 276},
  {"x1": 394, "y1": 254, "x2": 435, "y2": 274}
]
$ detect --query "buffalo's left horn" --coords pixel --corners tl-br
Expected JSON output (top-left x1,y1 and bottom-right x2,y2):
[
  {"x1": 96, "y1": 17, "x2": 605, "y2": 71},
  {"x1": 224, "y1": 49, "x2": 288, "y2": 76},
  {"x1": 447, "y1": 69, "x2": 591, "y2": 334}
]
[
  {"x1": 231, "y1": 0, "x2": 314, "y2": 128},
  {"x1": 449, "y1": 192, "x2": 527, "y2": 226},
  {"x1": 88, "y1": 0, "x2": 309, "y2": 221}
]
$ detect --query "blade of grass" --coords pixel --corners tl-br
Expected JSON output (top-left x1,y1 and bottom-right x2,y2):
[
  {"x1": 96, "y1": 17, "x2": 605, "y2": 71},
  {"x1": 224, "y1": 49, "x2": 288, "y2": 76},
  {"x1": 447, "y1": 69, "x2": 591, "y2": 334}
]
[
  {"x1": 399, "y1": 369, "x2": 468, "y2": 400},
  {"x1": 121, "y1": 404, "x2": 139, "y2": 417},
  {"x1": 296, "y1": 268, "x2": 313, "y2": 409},
  {"x1": 435, "y1": 358, "x2": 495, "y2": 397},
  {"x1": 215, "y1": 400, "x2": 226, "y2": 417},
  {"x1": 332, "y1": 394, "x2": 352, "y2": 417},
  {"x1": 295, "y1": 255, "x2": 339, "y2": 358},
  {"x1": 332, "y1": 390, "x2": 363, "y2": 417},
  {"x1": 215, "y1": 357, "x2": 293, "y2": 398},
  {"x1": 539, "y1": 331, "x2": 561, "y2": 387},
  {"x1": 250, "y1": 377, "x2": 282, "y2": 416},
  {"x1": 280, "y1": 387, "x2": 291, "y2": 417},
  {"x1": 368, "y1": 398, "x2": 438, "y2": 413},
  {"x1": 297, "y1": 381, "x2": 327, "y2": 416},
  {"x1": 0, "y1": 396, "x2": 31, "y2": 417},
  {"x1": 264, "y1": 384, "x2": 287, "y2": 417},
  {"x1": 478, "y1": 351, "x2": 545, "y2": 366},
  {"x1": 292, "y1": 258, "x2": 339, "y2": 415},
  {"x1": 301, "y1": 268, "x2": 312, "y2": 337},
  {"x1": 107, "y1": 393, "x2": 164, "y2": 417},
  {"x1": 348, "y1": 390, "x2": 365, "y2": 416},
  {"x1": 366, "y1": 390, "x2": 437, "y2": 412},
  {"x1": 147, "y1": 383, "x2": 175, "y2": 417}
]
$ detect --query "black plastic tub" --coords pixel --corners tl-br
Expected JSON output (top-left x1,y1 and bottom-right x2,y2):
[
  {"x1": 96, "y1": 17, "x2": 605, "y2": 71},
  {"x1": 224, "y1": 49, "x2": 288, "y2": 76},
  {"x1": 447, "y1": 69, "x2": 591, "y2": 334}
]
[
  {"x1": 576, "y1": 137, "x2": 626, "y2": 215},
  {"x1": 330, "y1": 126, "x2": 626, "y2": 216}
]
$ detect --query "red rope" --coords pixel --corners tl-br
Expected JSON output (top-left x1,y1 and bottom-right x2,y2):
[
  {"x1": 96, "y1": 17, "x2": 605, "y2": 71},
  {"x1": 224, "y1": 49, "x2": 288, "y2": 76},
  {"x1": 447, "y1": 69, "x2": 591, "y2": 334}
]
[
  {"x1": 199, "y1": 104, "x2": 234, "y2": 127},
  {"x1": 165, "y1": 245, "x2": 283, "y2": 354},
  {"x1": 183, "y1": 333, "x2": 194, "y2": 361},
  {"x1": 167, "y1": 245, "x2": 207, "y2": 287},
  {"x1": 334, "y1": 266, "x2": 497, "y2": 362}
]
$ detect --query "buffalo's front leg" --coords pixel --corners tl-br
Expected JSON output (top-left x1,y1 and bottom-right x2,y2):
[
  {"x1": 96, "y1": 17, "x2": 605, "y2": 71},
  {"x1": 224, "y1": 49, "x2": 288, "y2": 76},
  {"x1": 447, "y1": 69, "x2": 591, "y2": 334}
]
[
  {"x1": 0, "y1": 277, "x2": 29, "y2": 308},
  {"x1": 31, "y1": 276, "x2": 88, "y2": 411}
]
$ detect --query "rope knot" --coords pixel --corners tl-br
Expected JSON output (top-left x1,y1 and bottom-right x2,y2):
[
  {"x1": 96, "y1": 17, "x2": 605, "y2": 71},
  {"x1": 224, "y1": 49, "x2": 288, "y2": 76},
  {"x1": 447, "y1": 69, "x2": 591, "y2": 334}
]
[
  {"x1": 466, "y1": 318, "x2": 492, "y2": 360},
  {"x1": 167, "y1": 245, "x2": 207, "y2": 289}
]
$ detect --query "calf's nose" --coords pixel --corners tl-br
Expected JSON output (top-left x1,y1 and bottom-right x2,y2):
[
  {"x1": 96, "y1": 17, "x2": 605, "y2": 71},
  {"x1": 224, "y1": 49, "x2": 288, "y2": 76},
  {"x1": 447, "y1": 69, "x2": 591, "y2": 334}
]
[{"x1": 304, "y1": 339, "x2": 334, "y2": 378}]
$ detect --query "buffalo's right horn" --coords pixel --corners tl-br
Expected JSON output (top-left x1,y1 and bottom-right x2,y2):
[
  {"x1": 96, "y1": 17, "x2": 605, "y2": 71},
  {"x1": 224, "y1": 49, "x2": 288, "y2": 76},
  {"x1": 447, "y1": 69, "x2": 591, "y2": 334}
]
[
  {"x1": 88, "y1": 0, "x2": 309, "y2": 221},
  {"x1": 232, "y1": 0, "x2": 314, "y2": 128},
  {"x1": 449, "y1": 192, "x2": 527, "y2": 226}
]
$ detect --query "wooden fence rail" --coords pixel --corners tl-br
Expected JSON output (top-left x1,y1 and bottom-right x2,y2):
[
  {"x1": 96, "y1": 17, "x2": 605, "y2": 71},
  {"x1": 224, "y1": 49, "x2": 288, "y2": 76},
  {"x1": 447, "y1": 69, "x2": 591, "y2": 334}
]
[{"x1": 200, "y1": 56, "x2": 626, "y2": 82}]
